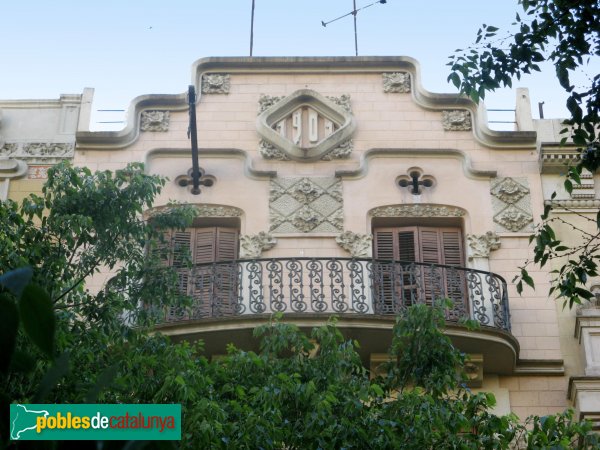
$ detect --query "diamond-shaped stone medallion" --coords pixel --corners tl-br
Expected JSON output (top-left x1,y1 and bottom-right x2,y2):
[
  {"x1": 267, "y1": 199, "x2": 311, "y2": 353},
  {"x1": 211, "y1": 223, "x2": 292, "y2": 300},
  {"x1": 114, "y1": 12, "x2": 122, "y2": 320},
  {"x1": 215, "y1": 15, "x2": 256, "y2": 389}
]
[
  {"x1": 256, "y1": 89, "x2": 356, "y2": 162},
  {"x1": 491, "y1": 177, "x2": 529, "y2": 204}
]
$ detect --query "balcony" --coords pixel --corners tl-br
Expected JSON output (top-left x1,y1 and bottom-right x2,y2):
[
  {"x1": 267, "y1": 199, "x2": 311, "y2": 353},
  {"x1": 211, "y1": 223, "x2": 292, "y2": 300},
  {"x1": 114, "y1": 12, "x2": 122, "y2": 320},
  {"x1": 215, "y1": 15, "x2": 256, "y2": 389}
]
[{"x1": 156, "y1": 257, "x2": 519, "y2": 374}]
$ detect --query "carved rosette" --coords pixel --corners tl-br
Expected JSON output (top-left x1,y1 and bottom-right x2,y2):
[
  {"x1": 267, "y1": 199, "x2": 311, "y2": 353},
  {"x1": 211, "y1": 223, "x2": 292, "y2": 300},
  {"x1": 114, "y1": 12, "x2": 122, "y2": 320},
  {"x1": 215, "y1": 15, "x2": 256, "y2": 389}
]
[
  {"x1": 258, "y1": 94, "x2": 284, "y2": 114},
  {"x1": 466, "y1": 232, "x2": 500, "y2": 259},
  {"x1": 382, "y1": 72, "x2": 411, "y2": 93},
  {"x1": 201, "y1": 74, "x2": 230, "y2": 94},
  {"x1": 140, "y1": 111, "x2": 170, "y2": 132},
  {"x1": 326, "y1": 94, "x2": 352, "y2": 113},
  {"x1": 336, "y1": 231, "x2": 373, "y2": 257},
  {"x1": 269, "y1": 177, "x2": 343, "y2": 233},
  {"x1": 442, "y1": 110, "x2": 472, "y2": 131},
  {"x1": 370, "y1": 204, "x2": 466, "y2": 218},
  {"x1": 491, "y1": 177, "x2": 533, "y2": 232},
  {"x1": 239, "y1": 232, "x2": 277, "y2": 259}
]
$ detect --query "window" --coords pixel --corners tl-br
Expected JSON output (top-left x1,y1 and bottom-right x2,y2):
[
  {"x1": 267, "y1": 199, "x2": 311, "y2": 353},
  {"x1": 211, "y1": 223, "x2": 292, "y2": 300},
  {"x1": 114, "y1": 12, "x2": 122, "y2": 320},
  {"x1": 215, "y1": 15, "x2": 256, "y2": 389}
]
[
  {"x1": 164, "y1": 226, "x2": 239, "y2": 319},
  {"x1": 372, "y1": 226, "x2": 466, "y2": 315}
]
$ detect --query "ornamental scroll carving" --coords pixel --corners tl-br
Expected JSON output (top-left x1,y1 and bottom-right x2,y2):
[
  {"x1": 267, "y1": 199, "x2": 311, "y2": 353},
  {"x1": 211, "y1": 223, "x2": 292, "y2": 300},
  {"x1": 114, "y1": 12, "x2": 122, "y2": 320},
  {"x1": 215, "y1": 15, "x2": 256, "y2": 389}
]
[
  {"x1": 466, "y1": 232, "x2": 500, "y2": 259},
  {"x1": 442, "y1": 110, "x2": 472, "y2": 131},
  {"x1": 269, "y1": 177, "x2": 343, "y2": 233},
  {"x1": 239, "y1": 232, "x2": 277, "y2": 259},
  {"x1": 201, "y1": 74, "x2": 230, "y2": 94},
  {"x1": 140, "y1": 111, "x2": 170, "y2": 132},
  {"x1": 336, "y1": 231, "x2": 372, "y2": 257},
  {"x1": 382, "y1": 72, "x2": 411, "y2": 93},
  {"x1": 370, "y1": 204, "x2": 466, "y2": 218},
  {"x1": 491, "y1": 177, "x2": 533, "y2": 232}
]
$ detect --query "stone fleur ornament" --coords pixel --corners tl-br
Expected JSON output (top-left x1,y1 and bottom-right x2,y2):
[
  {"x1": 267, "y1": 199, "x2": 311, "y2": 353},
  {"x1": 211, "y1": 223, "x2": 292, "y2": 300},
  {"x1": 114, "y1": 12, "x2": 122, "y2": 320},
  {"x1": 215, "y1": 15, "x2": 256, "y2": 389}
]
[
  {"x1": 466, "y1": 232, "x2": 501, "y2": 259},
  {"x1": 494, "y1": 205, "x2": 533, "y2": 232},
  {"x1": 239, "y1": 232, "x2": 277, "y2": 259},
  {"x1": 140, "y1": 111, "x2": 170, "y2": 132},
  {"x1": 382, "y1": 72, "x2": 411, "y2": 93},
  {"x1": 336, "y1": 231, "x2": 373, "y2": 257},
  {"x1": 256, "y1": 89, "x2": 356, "y2": 162},
  {"x1": 442, "y1": 110, "x2": 472, "y2": 131},
  {"x1": 201, "y1": 74, "x2": 230, "y2": 94}
]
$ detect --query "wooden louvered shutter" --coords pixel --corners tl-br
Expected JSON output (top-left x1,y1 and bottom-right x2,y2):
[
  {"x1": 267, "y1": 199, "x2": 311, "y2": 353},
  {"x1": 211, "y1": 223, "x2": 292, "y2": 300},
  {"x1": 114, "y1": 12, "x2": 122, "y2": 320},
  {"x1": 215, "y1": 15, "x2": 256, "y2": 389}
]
[
  {"x1": 373, "y1": 228, "x2": 419, "y2": 314},
  {"x1": 214, "y1": 227, "x2": 238, "y2": 316},
  {"x1": 439, "y1": 229, "x2": 466, "y2": 317}
]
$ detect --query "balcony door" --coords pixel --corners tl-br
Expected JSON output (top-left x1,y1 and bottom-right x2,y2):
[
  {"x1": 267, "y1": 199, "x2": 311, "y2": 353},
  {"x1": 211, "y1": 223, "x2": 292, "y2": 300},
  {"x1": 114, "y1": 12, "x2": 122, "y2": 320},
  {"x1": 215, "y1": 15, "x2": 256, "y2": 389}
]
[
  {"x1": 167, "y1": 226, "x2": 239, "y2": 319},
  {"x1": 372, "y1": 226, "x2": 466, "y2": 316}
]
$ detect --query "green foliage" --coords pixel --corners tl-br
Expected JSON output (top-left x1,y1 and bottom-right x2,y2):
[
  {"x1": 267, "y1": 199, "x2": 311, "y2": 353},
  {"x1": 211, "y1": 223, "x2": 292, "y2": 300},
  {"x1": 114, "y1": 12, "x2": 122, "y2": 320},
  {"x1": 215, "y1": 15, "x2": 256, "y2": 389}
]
[{"x1": 449, "y1": 1, "x2": 600, "y2": 308}]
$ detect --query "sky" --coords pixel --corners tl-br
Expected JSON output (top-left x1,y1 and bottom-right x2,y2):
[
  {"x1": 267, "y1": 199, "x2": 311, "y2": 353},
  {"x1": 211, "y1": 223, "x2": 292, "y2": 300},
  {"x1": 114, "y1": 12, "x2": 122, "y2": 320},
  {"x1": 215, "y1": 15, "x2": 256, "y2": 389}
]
[{"x1": 0, "y1": 0, "x2": 594, "y2": 131}]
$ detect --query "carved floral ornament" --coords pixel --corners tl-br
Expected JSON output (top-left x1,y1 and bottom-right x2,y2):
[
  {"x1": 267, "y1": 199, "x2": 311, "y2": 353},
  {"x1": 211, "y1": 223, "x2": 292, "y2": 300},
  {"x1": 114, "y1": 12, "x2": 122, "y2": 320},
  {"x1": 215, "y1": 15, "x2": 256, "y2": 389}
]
[
  {"x1": 336, "y1": 231, "x2": 372, "y2": 257},
  {"x1": 466, "y1": 232, "x2": 500, "y2": 259},
  {"x1": 201, "y1": 74, "x2": 230, "y2": 94},
  {"x1": 490, "y1": 177, "x2": 534, "y2": 232},
  {"x1": 256, "y1": 89, "x2": 356, "y2": 162},
  {"x1": 382, "y1": 72, "x2": 411, "y2": 93},
  {"x1": 239, "y1": 232, "x2": 277, "y2": 259},
  {"x1": 0, "y1": 142, "x2": 74, "y2": 161},
  {"x1": 140, "y1": 111, "x2": 170, "y2": 132},
  {"x1": 442, "y1": 110, "x2": 472, "y2": 131},
  {"x1": 490, "y1": 177, "x2": 529, "y2": 204}
]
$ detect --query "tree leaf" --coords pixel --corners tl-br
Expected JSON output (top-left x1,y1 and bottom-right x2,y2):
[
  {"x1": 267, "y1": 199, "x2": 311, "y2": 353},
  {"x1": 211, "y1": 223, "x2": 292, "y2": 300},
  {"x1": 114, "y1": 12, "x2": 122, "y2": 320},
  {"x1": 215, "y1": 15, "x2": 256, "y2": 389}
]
[
  {"x1": 19, "y1": 284, "x2": 55, "y2": 359},
  {"x1": 0, "y1": 294, "x2": 19, "y2": 373}
]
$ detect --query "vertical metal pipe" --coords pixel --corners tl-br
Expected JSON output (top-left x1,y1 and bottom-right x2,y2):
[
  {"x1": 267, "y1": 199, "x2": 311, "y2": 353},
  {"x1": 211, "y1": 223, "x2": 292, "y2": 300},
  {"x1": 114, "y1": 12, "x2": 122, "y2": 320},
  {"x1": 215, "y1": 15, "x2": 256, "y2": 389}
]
[
  {"x1": 188, "y1": 85, "x2": 201, "y2": 194},
  {"x1": 250, "y1": 0, "x2": 256, "y2": 57},
  {"x1": 353, "y1": 0, "x2": 358, "y2": 56}
]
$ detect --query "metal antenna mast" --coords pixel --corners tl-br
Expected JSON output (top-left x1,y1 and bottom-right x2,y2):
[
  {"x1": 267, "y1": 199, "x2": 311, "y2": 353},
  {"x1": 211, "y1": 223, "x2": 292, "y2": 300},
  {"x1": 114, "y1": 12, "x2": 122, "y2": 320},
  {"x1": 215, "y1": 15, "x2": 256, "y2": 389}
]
[{"x1": 321, "y1": 0, "x2": 387, "y2": 56}]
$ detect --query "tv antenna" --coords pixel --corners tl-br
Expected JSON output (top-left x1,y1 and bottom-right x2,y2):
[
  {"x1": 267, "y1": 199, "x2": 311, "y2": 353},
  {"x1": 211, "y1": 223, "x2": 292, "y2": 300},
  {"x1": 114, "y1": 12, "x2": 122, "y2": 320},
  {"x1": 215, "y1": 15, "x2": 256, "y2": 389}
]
[{"x1": 321, "y1": 0, "x2": 387, "y2": 56}]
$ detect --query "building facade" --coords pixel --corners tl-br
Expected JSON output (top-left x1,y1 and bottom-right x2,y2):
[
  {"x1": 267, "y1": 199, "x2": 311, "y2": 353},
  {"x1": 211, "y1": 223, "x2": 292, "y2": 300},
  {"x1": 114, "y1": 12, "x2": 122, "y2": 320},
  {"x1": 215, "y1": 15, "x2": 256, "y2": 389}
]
[{"x1": 2, "y1": 56, "x2": 598, "y2": 424}]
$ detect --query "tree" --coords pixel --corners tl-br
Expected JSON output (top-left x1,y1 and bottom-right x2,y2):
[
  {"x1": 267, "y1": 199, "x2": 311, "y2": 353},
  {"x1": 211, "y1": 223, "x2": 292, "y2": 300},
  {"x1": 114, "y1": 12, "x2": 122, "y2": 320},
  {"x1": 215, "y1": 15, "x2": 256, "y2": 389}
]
[
  {"x1": 448, "y1": 0, "x2": 600, "y2": 307},
  {"x1": 1, "y1": 163, "x2": 597, "y2": 448}
]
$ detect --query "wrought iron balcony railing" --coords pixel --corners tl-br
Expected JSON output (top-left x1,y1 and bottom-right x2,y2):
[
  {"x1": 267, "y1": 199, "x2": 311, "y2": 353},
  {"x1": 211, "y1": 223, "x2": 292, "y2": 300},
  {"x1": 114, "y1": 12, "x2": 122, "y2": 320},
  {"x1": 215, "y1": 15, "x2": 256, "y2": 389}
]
[{"x1": 165, "y1": 258, "x2": 511, "y2": 332}]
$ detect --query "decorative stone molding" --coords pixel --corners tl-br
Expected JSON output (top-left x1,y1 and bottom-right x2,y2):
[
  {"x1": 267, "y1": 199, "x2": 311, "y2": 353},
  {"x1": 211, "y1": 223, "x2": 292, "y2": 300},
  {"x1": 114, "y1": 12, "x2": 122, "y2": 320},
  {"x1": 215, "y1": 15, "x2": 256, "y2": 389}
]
[
  {"x1": 466, "y1": 232, "x2": 500, "y2": 259},
  {"x1": 194, "y1": 204, "x2": 243, "y2": 217},
  {"x1": 336, "y1": 231, "x2": 373, "y2": 257},
  {"x1": 259, "y1": 139, "x2": 290, "y2": 160},
  {"x1": 256, "y1": 89, "x2": 356, "y2": 162},
  {"x1": 201, "y1": 74, "x2": 230, "y2": 94},
  {"x1": 494, "y1": 205, "x2": 533, "y2": 232},
  {"x1": 0, "y1": 142, "x2": 74, "y2": 164},
  {"x1": 239, "y1": 232, "x2": 277, "y2": 259},
  {"x1": 140, "y1": 111, "x2": 170, "y2": 132},
  {"x1": 0, "y1": 158, "x2": 28, "y2": 179},
  {"x1": 382, "y1": 72, "x2": 411, "y2": 93},
  {"x1": 370, "y1": 204, "x2": 466, "y2": 218},
  {"x1": 0, "y1": 143, "x2": 18, "y2": 156},
  {"x1": 321, "y1": 140, "x2": 353, "y2": 160},
  {"x1": 491, "y1": 177, "x2": 534, "y2": 233},
  {"x1": 539, "y1": 143, "x2": 580, "y2": 173},
  {"x1": 442, "y1": 110, "x2": 472, "y2": 131},
  {"x1": 269, "y1": 177, "x2": 343, "y2": 233},
  {"x1": 326, "y1": 94, "x2": 352, "y2": 113},
  {"x1": 568, "y1": 377, "x2": 600, "y2": 429},
  {"x1": 575, "y1": 307, "x2": 600, "y2": 376},
  {"x1": 491, "y1": 177, "x2": 529, "y2": 204},
  {"x1": 545, "y1": 199, "x2": 600, "y2": 209},
  {"x1": 258, "y1": 94, "x2": 284, "y2": 114}
]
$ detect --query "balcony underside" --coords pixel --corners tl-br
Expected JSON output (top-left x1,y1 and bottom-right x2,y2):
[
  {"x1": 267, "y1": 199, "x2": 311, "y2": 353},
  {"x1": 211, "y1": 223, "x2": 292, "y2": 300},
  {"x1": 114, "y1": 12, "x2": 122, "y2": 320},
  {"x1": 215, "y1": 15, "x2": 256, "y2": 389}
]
[{"x1": 156, "y1": 314, "x2": 521, "y2": 375}]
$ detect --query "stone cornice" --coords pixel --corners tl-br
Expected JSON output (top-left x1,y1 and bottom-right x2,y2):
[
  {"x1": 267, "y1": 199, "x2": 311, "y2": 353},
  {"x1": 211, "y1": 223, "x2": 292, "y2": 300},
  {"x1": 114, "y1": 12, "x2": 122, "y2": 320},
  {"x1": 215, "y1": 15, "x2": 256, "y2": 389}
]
[
  {"x1": 145, "y1": 147, "x2": 276, "y2": 180},
  {"x1": 335, "y1": 147, "x2": 497, "y2": 180},
  {"x1": 539, "y1": 142, "x2": 581, "y2": 173},
  {"x1": 76, "y1": 56, "x2": 538, "y2": 151},
  {"x1": 76, "y1": 93, "x2": 188, "y2": 149}
]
